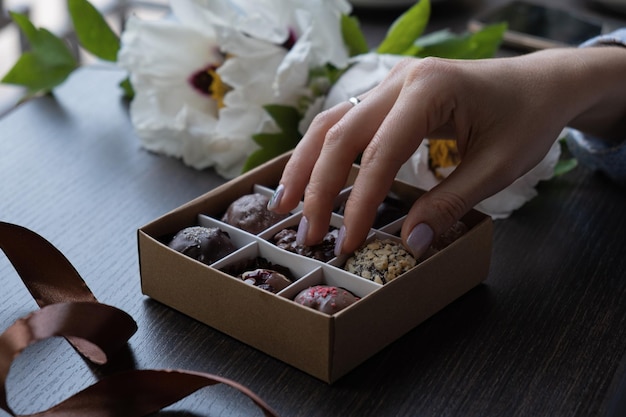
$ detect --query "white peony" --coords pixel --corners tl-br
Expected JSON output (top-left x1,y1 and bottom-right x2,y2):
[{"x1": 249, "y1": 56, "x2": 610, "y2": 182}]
[
  {"x1": 395, "y1": 137, "x2": 562, "y2": 219},
  {"x1": 117, "y1": 17, "x2": 227, "y2": 171},
  {"x1": 118, "y1": 0, "x2": 351, "y2": 178}
]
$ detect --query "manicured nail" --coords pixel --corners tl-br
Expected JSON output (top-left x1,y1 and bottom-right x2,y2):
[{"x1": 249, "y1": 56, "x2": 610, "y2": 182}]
[
  {"x1": 407, "y1": 223, "x2": 434, "y2": 259},
  {"x1": 334, "y1": 225, "x2": 346, "y2": 257},
  {"x1": 267, "y1": 184, "x2": 284, "y2": 211},
  {"x1": 296, "y1": 216, "x2": 309, "y2": 245}
]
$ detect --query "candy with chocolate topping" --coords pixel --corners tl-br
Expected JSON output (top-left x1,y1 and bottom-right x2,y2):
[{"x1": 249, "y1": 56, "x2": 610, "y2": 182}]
[
  {"x1": 221, "y1": 193, "x2": 289, "y2": 234},
  {"x1": 240, "y1": 268, "x2": 292, "y2": 293},
  {"x1": 417, "y1": 220, "x2": 469, "y2": 261},
  {"x1": 167, "y1": 226, "x2": 236, "y2": 265},
  {"x1": 373, "y1": 196, "x2": 410, "y2": 229},
  {"x1": 344, "y1": 238, "x2": 417, "y2": 285},
  {"x1": 294, "y1": 285, "x2": 359, "y2": 314},
  {"x1": 432, "y1": 220, "x2": 468, "y2": 251},
  {"x1": 335, "y1": 194, "x2": 410, "y2": 229},
  {"x1": 220, "y1": 256, "x2": 295, "y2": 288},
  {"x1": 271, "y1": 227, "x2": 338, "y2": 262}
]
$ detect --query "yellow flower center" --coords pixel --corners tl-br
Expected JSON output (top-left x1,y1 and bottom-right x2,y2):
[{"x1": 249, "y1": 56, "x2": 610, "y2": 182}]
[
  {"x1": 189, "y1": 64, "x2": 231, "y2": 109},
  {"x1": 207, "y1": 67, "x2": 229, "y2": 109},
  {"x1": 428, "y1": 139, "x2": 461, "y2": 179}
]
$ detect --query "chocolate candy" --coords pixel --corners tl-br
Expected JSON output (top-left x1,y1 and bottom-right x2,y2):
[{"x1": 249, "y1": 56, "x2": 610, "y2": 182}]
[
  {"x1": 240, "y1": 268, "x2": 292, "y2": 293},
  {"x1": 344, "y1": 238, "x2": 416, "y2": 285},
  {"x1": 220, "y1": 256, "x2": 295, "y2": 290},
  {"x1": 271, "y1": 227, "x2": 338, "y2": 262},
  {"x1": 335, "y1": 194, "x2": 410, "y2": 229},
  {"x1": 294, "y1": 285, "x2": 359, "y2": 314},
  {"x1": 222, "y1": 193, "x2": 289, "y2": 234},
  {"x1": 432, "y1": 220, "x2": 468, "y2": 251},
  {"x1": 167, "y1": 226, "x2": 236, "y2": 265}
]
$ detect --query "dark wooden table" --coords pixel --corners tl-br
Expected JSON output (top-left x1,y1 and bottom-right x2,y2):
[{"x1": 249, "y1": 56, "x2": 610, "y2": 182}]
[{"x1": 1, "y1": 1, "x2": 625, "y2": 416}]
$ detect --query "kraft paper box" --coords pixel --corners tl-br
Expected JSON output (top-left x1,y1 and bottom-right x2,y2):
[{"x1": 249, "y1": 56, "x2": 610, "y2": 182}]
[{"x1": 137, "y1": 152, "x2": 493, "y2": 383}]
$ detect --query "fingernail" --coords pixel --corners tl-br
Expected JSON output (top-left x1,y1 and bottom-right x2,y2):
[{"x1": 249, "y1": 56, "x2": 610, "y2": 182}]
[
  {"x1": 407, "y1": 223, "x2": 434, "y2": 259},
  {"x1": 267, "y1": 184, "x2": 284, "y2": 211},
  {"x1": 296, "y1": 216, "x2": 309, "y2": 245},
  {"x1": 334, "y1": 225, "x2": 346, "y2": 257}
]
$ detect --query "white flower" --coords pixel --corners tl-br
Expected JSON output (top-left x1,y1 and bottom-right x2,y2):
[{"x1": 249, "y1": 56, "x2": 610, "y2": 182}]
[
  {"x1": 119, "y1": 0, "x2": 351, "y2": 178},
  {"x1": 323, "y1": 52, "x2": 404, "y2": 110},
  {"x1": 172, "y1": 0, "x2": 351, "y2": 69},
  {"x1": 324, "y1": 53, "x2": 562, "y2": 218},
  {"x1": 118, "y1": 15, "x2": 254, "y2": 177},
  {"x1": 395, "y1": 137, "x2": 562, "y2": 219}
]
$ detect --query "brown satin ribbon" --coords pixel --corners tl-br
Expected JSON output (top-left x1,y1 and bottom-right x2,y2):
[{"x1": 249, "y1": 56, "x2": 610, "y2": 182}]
[{"x1": 0, "y1": 222, "x2": 278, "y2": 417}]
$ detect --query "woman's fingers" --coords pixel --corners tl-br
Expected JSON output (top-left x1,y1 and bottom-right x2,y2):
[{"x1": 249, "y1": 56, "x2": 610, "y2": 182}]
[
  {"x1": 301, "y1": 89, "x2": 397, "y2": 245},
  {"x1": 401, "y1": 144, "x2": 512, "y2": 258},
  {"x1": 270, "y1": 101, "x2": 352, "y2": 214},
  {"x1": 272, "y1": 57, "x2": 470, "y2": 253},
  {"x1": 273, "y1": 63, "x2": 409, "y2": 245},
  {"x1": 335, "y1": 64, "x2": 455, "y2": 254}
]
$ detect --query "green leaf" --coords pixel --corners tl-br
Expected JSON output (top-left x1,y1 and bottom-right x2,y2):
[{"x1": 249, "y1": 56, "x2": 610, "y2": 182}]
[
  {"x1": 242, "y1": 145, "x2": 287, "y2": 173},
  {"x1": 243, "y1": 132, "x2": 300, "y2": 173},
  {"x1": 119, "y1": 77, "x2": 134, "y2": 99},
  {"x1": 341, "y1": 15, "x2": 369, "y2": 57},
  {"x1": 554, "y1": 158, "x2": 578, "y2": 176},
  {"x1": 413, "y1": 23, "x2": 506, "y2": 59},
  {"x1": 252, "y1": 132, "x2": 297, "y2": 153},
  {"x1": 262, "y1": 105, "x2": 302, "y2": 137},
  {"x1": 1, "y1": 54, "x2": 76, "y2": 93},
  {"x1": 1, "y1": 12, "x2": 77, "y2": 94},
  {"x1": 68, "y1": 0, "x2": 120, "y2": 62},
  {"x1": 242, "y1": 105, "x2": 303, "y2": 173},
  {"x1": 377, "y1": 0, "x2": 430, "y2": 54}
]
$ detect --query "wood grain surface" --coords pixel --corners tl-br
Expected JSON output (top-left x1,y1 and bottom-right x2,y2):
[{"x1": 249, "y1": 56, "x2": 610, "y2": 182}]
[{"x1": 1, "y1": 1, "x2": 625, "y2": 416}]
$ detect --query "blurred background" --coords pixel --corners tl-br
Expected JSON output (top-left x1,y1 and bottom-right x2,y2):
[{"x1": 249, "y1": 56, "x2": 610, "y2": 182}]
[
  {"x1": 1, "y1": 0, "x2": 624, "y2": 115},
  {"x1": 0, "y1": 0, "x2": 170, "y2": 114}
]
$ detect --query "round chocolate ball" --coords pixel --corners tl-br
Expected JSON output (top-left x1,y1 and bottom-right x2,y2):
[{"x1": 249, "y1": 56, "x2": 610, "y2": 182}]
[
  {"x1": 294, "y1": 285, "x2": 359, "y2": 314},
  {"x1": 431, "y1": 220, "x2": 468, "y2": 251},
  {"x1": 272, "y1": 227, "x2": 338, "y2": 262},
  {"x1": 241, "y1": 268, "x2": 292, "y2": 293},
  {"x1": 167, "y1": 226, "x2": 236, "y2": 265},
  {"x1": 222, "y1": 193, "x2": 289, "y2": 234}
]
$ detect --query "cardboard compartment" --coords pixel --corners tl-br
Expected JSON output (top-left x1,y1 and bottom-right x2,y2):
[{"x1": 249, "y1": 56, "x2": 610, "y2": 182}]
[
  {"x1": 260, "y1": 211, "x2": 344, "y2": 265},
  {"x1": 138, "y1": 152, "x2": 493, "y2": 383}
]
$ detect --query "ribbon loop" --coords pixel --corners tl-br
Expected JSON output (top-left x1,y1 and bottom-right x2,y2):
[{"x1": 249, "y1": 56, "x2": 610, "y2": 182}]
[{"x1": 0, "y1": 222, "x2": 278, "y2": 417}]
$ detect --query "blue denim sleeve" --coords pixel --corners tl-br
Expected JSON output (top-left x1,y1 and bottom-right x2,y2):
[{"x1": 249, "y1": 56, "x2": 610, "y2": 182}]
[{"x1": 564, "y1": 29, "x2": 626, "y2": 186}]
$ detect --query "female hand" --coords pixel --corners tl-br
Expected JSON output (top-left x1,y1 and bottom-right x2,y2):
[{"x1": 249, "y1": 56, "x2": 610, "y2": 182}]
[{"x1": 268, "y1": 46, "x2": 626, "y2": 258}]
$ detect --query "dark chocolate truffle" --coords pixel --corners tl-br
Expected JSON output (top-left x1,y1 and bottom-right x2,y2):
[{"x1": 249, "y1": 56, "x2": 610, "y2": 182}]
[
  {"x1": 344, "y1": 238, "x2": 416, "y2": 285},
  {"x1": 220, "y1": 256, "x2": 295, "y2": 285},
  {"x1": 271, "y1": 227, "x2": 338, "y2": 262},
  {"x1": 335, "y1": 194, "x2": 410, "y2": 229},
  {"x1": 294, "y1": 285, "x2": 359, "y2": 314},
  {"x1": 431, "y1": 220, "x2": 468, "y2": 251},
  {"x1": 167, "y1": 226, "x2": 236, "y2": 265},
  {"x1": 241, "y1": 268, "x2": 292, "y2": 293},
  {"x1": 221, "y1": 193, "x2": 289, "y2": 234},
  {"x1": 373, "y1": 196, "x2": 410, "y2": 229}
]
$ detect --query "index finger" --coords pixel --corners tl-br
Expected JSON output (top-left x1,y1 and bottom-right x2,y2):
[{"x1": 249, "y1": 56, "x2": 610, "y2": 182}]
[
  {"x1": 338, "y1": 59, "x2": 461, "y2": 254},
  {"x1": 297, "y1": 78, "x2": 415, "y2": 246},
  {"x1": 273, "y1": 100, "x2": 355, "y2": 214}
]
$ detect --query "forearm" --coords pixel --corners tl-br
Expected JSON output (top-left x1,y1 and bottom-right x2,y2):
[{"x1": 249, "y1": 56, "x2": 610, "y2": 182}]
[
  {"x1": 567, "y1": 46, "x2": 626, "y2": 143},
  {"x1": 566, "y1": 29, "x2": 626, "y2": 143}
]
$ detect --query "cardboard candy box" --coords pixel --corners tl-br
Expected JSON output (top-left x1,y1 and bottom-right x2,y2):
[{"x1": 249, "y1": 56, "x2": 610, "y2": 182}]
[{"x1": 137, "y1": 152, "x2": 493, "y2": 383}]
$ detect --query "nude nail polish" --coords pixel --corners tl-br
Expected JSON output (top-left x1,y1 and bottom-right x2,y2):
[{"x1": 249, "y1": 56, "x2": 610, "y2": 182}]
[
  {"x1": 407, "y1": 223, "x2": 434, "y2": 259},
  {"x1": 334, "y1": 225, "x2": 346, "y2": 257},
  {"x1": 296, "y1": 216, "x2": 309, "y2": 245},
  {"x1": 267, "y1": 184, "x2": 284, "y2": 211}
]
